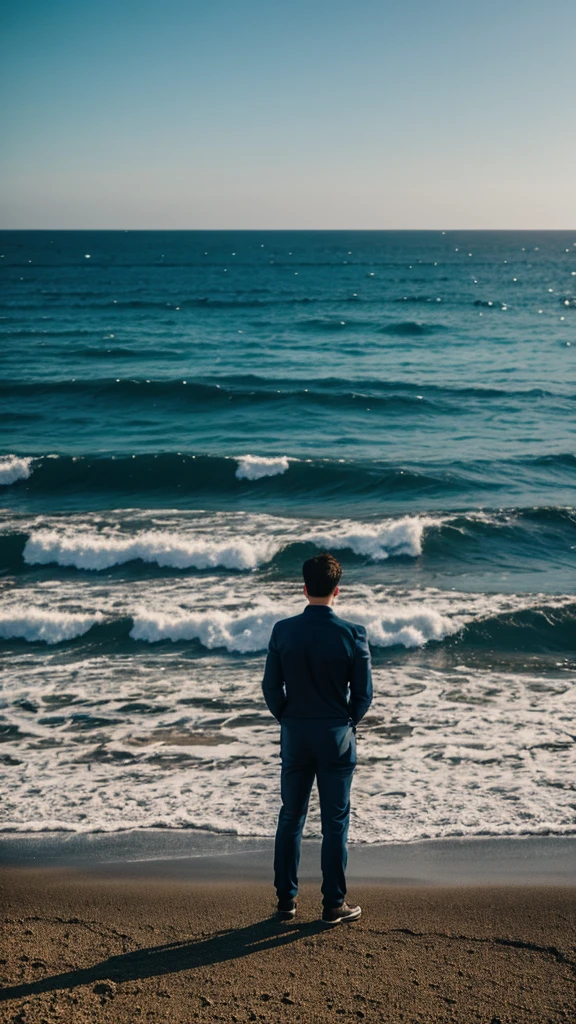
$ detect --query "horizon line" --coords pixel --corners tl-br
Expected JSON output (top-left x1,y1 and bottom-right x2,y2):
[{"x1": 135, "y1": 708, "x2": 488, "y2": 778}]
[{"x1": 2, "y1": 227, "x2": 576, "y2": 233}]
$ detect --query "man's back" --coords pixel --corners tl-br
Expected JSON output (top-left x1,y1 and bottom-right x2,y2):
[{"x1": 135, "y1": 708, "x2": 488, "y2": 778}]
[
  {"x1": 262, "y1": 604, "x2": 372, "y2": 725},
  {"x1": 265, "y1": 553, "x2": 372, "y2": 920}
]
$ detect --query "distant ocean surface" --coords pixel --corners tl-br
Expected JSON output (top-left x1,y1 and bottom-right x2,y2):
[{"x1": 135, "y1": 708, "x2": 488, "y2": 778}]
[{"x1": 1, "y1": 230, "x2": 575, "y2": 844}]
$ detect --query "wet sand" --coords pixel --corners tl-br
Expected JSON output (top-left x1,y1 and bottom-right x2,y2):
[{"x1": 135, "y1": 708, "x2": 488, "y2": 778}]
[
  {"x1": 2, "y1": 831, "x2": 576, "y2": 885},
  {"x1": 1, "y1": 869, "x2": 575, "y2": 1024}
]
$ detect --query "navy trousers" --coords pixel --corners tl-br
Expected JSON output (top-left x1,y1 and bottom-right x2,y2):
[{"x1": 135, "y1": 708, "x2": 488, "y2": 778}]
[{"x1": 274, "y1": 717, "x2": 356, "y2": 908}]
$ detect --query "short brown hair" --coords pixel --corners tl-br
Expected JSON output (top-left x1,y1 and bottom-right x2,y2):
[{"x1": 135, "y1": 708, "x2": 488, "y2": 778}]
[{"x1": 302, "y1": 553, "x2": 342, "y2": 597}]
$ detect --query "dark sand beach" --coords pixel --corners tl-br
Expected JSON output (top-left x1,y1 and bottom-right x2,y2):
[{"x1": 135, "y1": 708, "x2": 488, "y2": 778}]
[{"x1": 1, "y1": 835, "x2": 575, "y2": 1023}]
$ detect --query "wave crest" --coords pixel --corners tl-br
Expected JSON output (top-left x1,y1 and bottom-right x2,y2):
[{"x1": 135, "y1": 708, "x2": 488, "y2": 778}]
[
  {"x1": 0, "y1": 606, "x2": 101, "y2": 644},
  {"x1": 0, "y1": 455, "x2": 33, "y2": 485},
  {"x1": 18, "y1": 514, "x2": 431, "y2": 572},
  {"x1": 23, "y1": 529, "x2": 277, "y2": 572},
  {"x1": 309, "y1": 516, "x2": 430, "y2": 559},
  {"x1": 129, "y1": 600, "x2": 457, "y2": 651},
  {"x1": 235, "y1": 455, "x2": 291, "y2": 480},
  {"x1": 130, "y1": 603, "x2": 282, "y2": 652},
  {"x1": 359, "y1": 604, "x2": 455, "y2": 647},
  {"x1": 0, "y1": 593, "x2": 573, "y2": 653}
]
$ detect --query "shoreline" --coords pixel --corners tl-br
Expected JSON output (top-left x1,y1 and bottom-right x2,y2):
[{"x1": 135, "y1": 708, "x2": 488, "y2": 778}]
[{"x1": 1, "y1": 830, "x2": 575, "y2": 886}]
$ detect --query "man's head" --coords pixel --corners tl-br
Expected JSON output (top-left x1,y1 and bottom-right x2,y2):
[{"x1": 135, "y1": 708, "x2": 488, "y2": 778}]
[{"x1": 302, "y1": 552, "x2": 342, "y2": 604}]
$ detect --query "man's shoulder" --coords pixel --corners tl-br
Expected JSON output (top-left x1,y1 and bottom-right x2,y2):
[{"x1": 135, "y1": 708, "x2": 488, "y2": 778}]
[
  {"x1": 330, "y1": 613, "x2": 368, "y2": 640},
  {"x1": 272, "y1": 609, "x2": 368, "y2": 642},
  {"x1": 272, "y1": 611, "x2": 306, "y2": 634}
]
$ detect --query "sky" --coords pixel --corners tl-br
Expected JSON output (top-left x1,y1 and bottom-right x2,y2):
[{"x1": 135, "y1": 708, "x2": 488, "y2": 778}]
[{"x1": 1, "y1": 0, "x2": 575, "y2": 229}]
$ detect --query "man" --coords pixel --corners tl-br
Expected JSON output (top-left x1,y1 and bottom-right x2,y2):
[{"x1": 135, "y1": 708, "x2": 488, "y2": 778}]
[{"x1": 262, "y1": 552, "x2": 373, "y2": 925}]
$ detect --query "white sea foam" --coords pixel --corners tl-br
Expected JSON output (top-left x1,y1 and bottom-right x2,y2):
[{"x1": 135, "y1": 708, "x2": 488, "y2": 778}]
[
  {"x1": 23, "y1": 529, "x2": 278, "y2": 572},
  {"x1": 129, "y1": 594, "x2": 458, "y2": 651},
  {"x1": 130, "y1": 602, "x2": 285, "y2": 652},
  {"x1": 235, "y1": 454, "x2": 291, "y2": 480},
  {"x1": 0, "y1": 455, "x2": 33, "y2": 485},
  {"x1": 126, "y1": 586, "x2": 573, "y2": 653},
  {"x1": 3, "y1": 567, "x2": 573, "y2": 655},
  {"x1": 1, "y1": 651, "x2": 575, "y2": 842},
  {"x1": 309, "y1": 516, "x2": 432, "y2": 560},
  {"x1": 0, "y1": 605, "x2": 102, "y2": 644},
  {"x1": 1, "y1": 571, "x2": 573, "y2": 654},
  {"x1": 18, "y1": 510, "x2": 433, "y2": 572},
  {"x1": 353, "y1": 603, "x2": 456, "y2": 647}
]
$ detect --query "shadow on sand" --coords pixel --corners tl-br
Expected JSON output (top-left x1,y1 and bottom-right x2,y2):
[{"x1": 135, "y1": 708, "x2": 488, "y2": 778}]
[{"x1": 0, "y1": 916, "x2": 330, "y2": 1002}]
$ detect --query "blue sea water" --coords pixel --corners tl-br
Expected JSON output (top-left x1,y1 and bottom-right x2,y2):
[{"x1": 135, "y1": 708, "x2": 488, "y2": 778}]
[{"x1": 0, "y1": 230, "x2": 575, "y2": 842}]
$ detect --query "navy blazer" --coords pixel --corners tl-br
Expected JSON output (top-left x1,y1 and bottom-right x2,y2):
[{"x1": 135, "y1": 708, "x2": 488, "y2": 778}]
[{"x1": 262, "y1": 604, "x2": 373, "y2": 725}]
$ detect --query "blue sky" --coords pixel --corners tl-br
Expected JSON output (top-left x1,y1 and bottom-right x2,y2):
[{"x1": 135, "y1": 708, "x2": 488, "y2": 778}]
[{"x1": 1, "y1": 0, "x2": 575, "y2": 228}]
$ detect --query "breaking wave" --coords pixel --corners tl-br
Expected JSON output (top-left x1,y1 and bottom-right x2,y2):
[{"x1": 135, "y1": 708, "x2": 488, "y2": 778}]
[
  {"x1": 0, "y1": 451, "x2": 477, "y2": 500},
  {"x1": 1, "y1": 508, "x2": 574, "y2": 575},
  {"x1": 14, "y1": 515, "x2": 431, "y2": 572},
  {"x1": 0, "y1": 595, "x2": 573, "y2": 655},
  {"x1": 0, "y1": 606, "x2": 102, "y2": 644},
  {"x1": 0, "y1": 455, "x2": 33, "y2": 486},
  {"x1": 235, "y1": 455, "x2": 291, "y2": 480}
]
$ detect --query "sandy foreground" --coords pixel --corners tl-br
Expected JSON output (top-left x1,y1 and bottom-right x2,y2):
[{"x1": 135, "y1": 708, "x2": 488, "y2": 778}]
[{"x1": 0, "y1": 871, "x2": 575, "y2": 1024}]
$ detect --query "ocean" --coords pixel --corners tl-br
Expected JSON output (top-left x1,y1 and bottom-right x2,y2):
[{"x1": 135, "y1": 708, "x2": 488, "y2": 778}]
[{"x1": 0, "y1": 229, "x2": 575, "y2": 844}]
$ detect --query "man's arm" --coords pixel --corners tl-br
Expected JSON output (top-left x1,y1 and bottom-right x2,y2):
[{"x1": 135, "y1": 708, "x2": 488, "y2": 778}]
[
  {"x1": 262, "y1": 624, "x2": 286, "y2": 722},
  {"x1": 349, "y1": 626, "x2": 373, "y2": 725}
]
